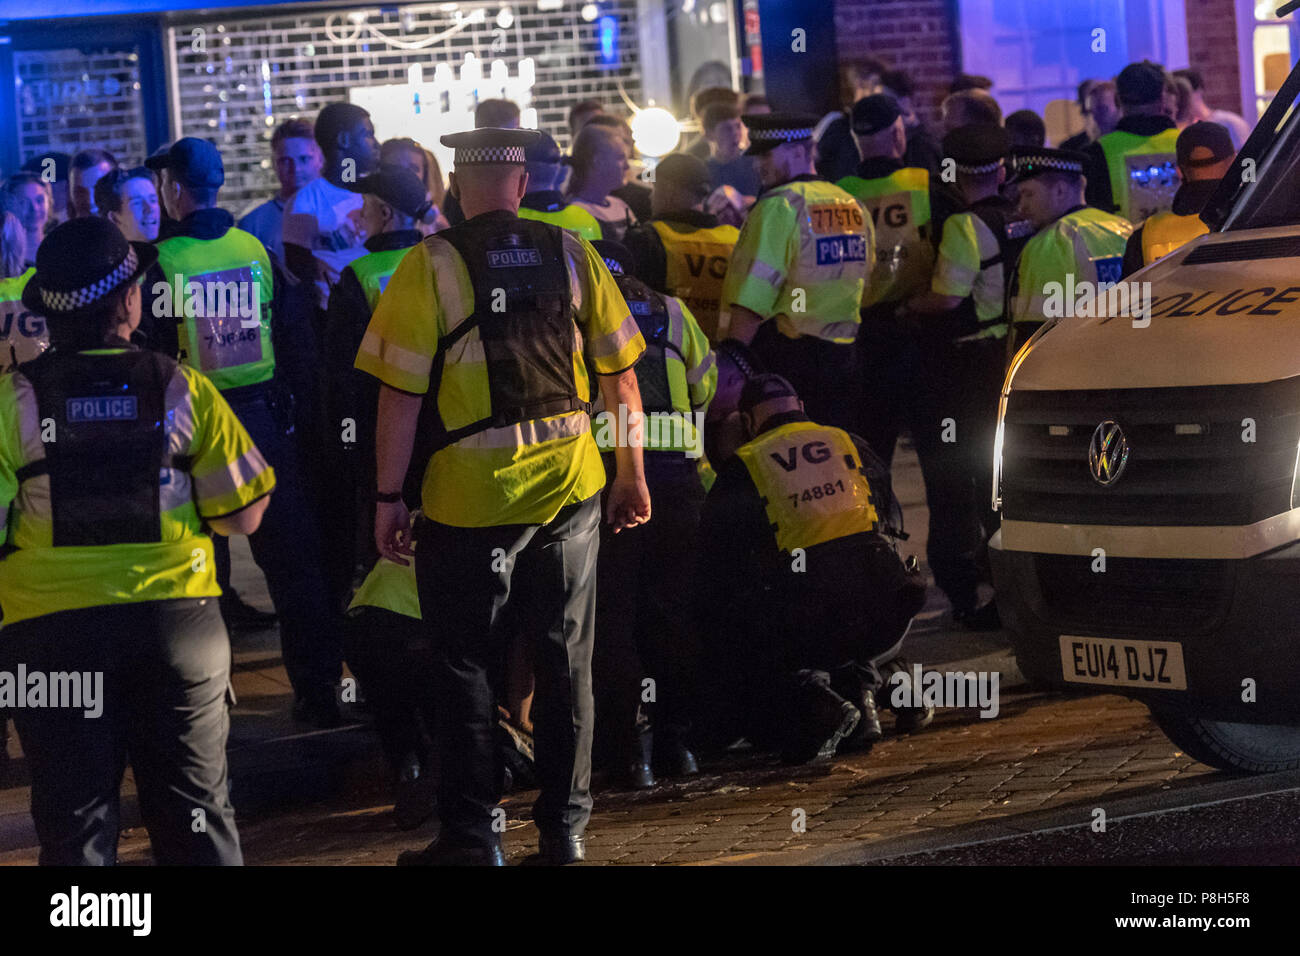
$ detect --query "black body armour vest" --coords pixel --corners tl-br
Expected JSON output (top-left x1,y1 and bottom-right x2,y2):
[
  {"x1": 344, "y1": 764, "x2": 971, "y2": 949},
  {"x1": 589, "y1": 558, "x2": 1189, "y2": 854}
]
[
  {"x1": 956, "y1": 195, "x2": 1035, "y2": 336},
  {"x1": 611, "y1": 272, "x2": 679, "y2": 415},
  {"x1": 16, "y1": 349, "x2": 183, "y2": 546},
  {"x1": 429, "y1": 215, "x2": 590, "y2": 451}
]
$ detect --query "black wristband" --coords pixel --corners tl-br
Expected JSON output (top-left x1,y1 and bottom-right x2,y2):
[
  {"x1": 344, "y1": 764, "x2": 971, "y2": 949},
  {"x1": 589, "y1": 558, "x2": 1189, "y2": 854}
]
[{"x1": 375, "y1": 490, "x2": 404, "y2": 504}]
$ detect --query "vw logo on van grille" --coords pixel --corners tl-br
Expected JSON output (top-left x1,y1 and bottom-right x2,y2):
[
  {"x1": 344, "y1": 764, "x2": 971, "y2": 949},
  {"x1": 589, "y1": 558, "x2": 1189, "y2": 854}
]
[{"x1": 1089, "y1": 421, "x2": 1129, "y2": 486}]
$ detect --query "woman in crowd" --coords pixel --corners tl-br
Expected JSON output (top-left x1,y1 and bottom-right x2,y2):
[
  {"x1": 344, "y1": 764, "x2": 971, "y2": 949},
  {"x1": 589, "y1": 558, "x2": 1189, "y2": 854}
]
[
  {"x1": 379, "y1": 137, "x2": 449, "y2": 234},
  {"x1": 2, "y1": 172, "x2": 53, "y2": 270}
]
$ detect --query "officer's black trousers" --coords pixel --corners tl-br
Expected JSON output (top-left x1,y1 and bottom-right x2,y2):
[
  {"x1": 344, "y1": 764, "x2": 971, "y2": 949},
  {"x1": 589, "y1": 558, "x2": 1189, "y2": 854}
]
[
  {"x1": 592, "y1": 457, "x2": 704, "y2": 766},
  {"x1": 752, "y1": 322, "x2": 861, "y2": 434},
  {"x1": 415, "y1": 495, "x2": 601, "y2": 848},
  {"x1": 343, "y1": 606, "x2": 438, "y2": 773},
  {"x1": 0, "y1": 598, "x2": 242, "y2": 865},
  {"x1": 219, "y1": 383, "x2": 343, "y2": 696}
]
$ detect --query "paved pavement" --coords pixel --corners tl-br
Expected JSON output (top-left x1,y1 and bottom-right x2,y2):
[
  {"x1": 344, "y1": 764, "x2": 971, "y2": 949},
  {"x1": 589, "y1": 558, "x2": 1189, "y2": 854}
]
[{"x1": 0, "y1": 447, "x2": 1228, "y2": 865}]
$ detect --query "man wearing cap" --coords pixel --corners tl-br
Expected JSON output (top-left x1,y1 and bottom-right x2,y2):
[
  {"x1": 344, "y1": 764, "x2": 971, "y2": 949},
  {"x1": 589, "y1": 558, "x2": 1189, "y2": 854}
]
[
  {"x1": 1008, "y1": 146, "x2": 1133, "y2": 356},
  {"x1": 1121, "y1": 121, "x2": 1234, "y2": 277},
  {"x1": 320, "y1": 164, "x2": 433, "y2": 598},
  {"x1": 695, "y1": 373, "x2": 929, "y2": 764},
  {"x1": 360, "y1": 127, "x2": 650, "y2": 866},
  {"x1": 906, "y1": 123, "x2": 1035, "y2": 630},
  {"x1": 145, "y1": 136, "x2": 345, "y2": 728},
  {"x1": 719, "y1": 112, "x2": 872, "y2": 435},
  {"x1": 0, "y1": 217, "x2": 275, "y2": 864},
  {"x1": 588, "y1": 238, "x2": 715, "y2": 788},
  {"x1": 622, "y1": 152, "x2": 739, "y2": 343},
  {"x1": 1082, "y1": 61, "x2": 1180, "y2": 223},
  {"x1": 515, "y1": 130, "x2": 603, "y2": 241},
  {"x1": 282, "y1": 102, "x2": 380, "y2": 312}
]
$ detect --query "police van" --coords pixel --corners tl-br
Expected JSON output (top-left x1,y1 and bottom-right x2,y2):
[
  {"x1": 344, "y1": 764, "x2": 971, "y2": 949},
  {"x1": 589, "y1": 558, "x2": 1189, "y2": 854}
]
[{"x1": 990, "y1": 47, "x2": 1300, "y2": 772}]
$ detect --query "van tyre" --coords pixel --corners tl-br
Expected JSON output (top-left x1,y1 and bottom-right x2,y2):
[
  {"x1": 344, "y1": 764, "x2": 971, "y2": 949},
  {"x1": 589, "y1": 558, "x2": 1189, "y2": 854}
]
[{"x1": 1149, "y1": 708, "x2": 1300, "y2": 774}]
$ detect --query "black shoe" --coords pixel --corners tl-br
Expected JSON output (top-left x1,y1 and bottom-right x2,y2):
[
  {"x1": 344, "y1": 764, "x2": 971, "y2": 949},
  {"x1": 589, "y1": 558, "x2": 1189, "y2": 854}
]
[
  {"x1": 292, "y1": 688, "x2": 342, "y2": 729},
  {"x1": 392, "y1": 757, "x2": 438, "y2": 831},
  {"x1": 622, "y1": 725, "x2": 656, "y2": 789},
  {"x1": 840, "y1": 690, "x2": 883, "y2": 752},
  {"x1": 654, "y1": 730, "x2": 700, "y2": 777},
  {"x1": 397, "y1": 838, "x2": 505, "y2": 866},
  {"x1": 955, "y1": 600, "x2": 1001, "y2": 632},
  {"x1": 219, "y1": 589, "x2": 277, "y2": 635},
  {"x1": 537, "y1": 832, "x2": 586, "y2": 865},
  {"x1": 809, "y1": 701, "x2": 862, "y2": 764}
]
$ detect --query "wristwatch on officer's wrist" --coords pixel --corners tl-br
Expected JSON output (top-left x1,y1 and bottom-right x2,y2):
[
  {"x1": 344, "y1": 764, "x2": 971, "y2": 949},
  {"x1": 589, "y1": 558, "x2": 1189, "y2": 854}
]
[{"x1": 375, "y1": 490, "x2": 403, "y2": 504}]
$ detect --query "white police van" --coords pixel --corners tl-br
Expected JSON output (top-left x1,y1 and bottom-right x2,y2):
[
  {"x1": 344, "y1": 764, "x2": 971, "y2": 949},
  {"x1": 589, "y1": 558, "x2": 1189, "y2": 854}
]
[{"x1": 990, "y1": 44, "x2": 1300, "y2": 772}]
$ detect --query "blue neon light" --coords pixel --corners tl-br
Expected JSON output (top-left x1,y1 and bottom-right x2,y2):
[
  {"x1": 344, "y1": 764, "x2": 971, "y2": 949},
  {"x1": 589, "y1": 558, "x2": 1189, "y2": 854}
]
[{"x1": 598, "y1": 15, "x2": 618, "y2": 65}]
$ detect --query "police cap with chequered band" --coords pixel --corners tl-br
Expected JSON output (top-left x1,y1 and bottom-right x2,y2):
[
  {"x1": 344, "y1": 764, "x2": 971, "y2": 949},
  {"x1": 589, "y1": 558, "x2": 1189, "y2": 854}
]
[
  {"x1": 440, "y1": 127, "x2": 542, "y2": 167},
  {"x1": 742, "y1": 112, "x2": 821, "y2": 156},
  {"x1": 22, "y1": 217, "x2": 158, "y2": 318},
  {"x1": 943, "y1": 123, "x2": 1011, "y2": 176},
  {"x1": 1009, "y1": 146, "x2": 1088, "y2": 182}
]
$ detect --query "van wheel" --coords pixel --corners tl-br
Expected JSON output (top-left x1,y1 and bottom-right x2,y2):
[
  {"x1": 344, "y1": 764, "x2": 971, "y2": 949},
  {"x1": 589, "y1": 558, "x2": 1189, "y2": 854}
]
[{"x1": 1149, "y1": 708, "x2": 1300, "y2": 774}]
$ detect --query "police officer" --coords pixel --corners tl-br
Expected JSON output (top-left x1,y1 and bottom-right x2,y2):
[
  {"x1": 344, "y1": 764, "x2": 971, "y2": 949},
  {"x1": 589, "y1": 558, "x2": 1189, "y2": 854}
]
[
  {"x1": 695, "y1": 374, "x2": 928, "y2": 763},
  {"x1": 516, "y1": 130, "x2": 603, "y2": 241},
  {"x1": 321, "y1": 164, "x2": 431, "y2": 599},
  {"x1": 840, "y1": 94, "x2": 938, "y2": 468},
  {"x1": 144, "y1": 137, "x2": 344, "y2": 726},
  {"x1": 1121, "y1": 121, "x2": 1234, "y2": 277},
  {"x1": 589, "y1": 239, "x2": 716, "y2": 788},
  {"x1": 719, "y1": 112, "x2": 872, "y2": 435},
  {"x1": 0, "y1": 217, "x2": 276, "y2": 864},
  {"x1": 360, "y1": 128, "x2": 650, "y2": 866},
  {"x1": 622, "y1": 153, "x2": 739, "y2": 343},
  {"x1": 907, "y1": 124, "x2": 1034, "y2": 629},
  {"x1": 1082, "y1": 61, "x2": 1180, "y2": 223},
  {"x1": 1007, "y1": 147, "x2": 1133, "y2": 357}
]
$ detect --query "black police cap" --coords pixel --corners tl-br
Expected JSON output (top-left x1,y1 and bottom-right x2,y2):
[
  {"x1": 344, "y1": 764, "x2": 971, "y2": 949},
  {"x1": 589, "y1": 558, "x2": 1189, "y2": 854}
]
[
  {"x1": 851, "y1": 94, "x2": 902, "y2": 136},
  {"x1": 440, "y1": 127, "x2": 541, "y2": 166},
  {"x1": 346, "y1": 164, "x2": 432, "y2": 220},
  {"x1": 942, "y1": 123, "x2": 1010, "y2": 174},
  {"x1": 742, "y1": 112, "x2": 820, "y2": 155}
]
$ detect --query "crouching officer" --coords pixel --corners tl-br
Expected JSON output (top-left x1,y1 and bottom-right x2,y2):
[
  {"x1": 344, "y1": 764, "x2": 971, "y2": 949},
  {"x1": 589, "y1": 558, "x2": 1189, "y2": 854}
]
[
  {"x1": 719, "y1": 113, "x2": 872, "y2": 434},
  {"x1": 321, "y1": 164, "x2": 431, "y2": 600},
  {"x1": 0, "y1": 218, "x2": 276, "y2": 864},
  {"x1": 360, "y1": 128, "x2": 650, "y2": 866},
  {"x1": 1007, "y1": 147, "x2": 1133, "y2": 358},
  {"x1": 695, "y1": 374, "x2": 928, "y2": 764},
  {"x1": 589, "y1": 239, "x2": 716, "y2": 788},
  {"x1": 144, "y1": 137, "x2": 344, "y2": 726},
  {"x1": 907, "y1": 124, "x2": 1033, "y2": 629},
  {"x1": 1121, "y1": 121, "x2": 1234, "y2": 277}
]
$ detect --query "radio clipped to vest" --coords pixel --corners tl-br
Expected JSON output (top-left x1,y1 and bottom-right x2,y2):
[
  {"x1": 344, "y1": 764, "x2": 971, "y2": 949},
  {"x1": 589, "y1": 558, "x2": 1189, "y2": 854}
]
[
  {"x1": 611, "y1": 273, "x2": 680, "y2": 415},
  {"x1": 15, "y1": 350, "x2": 189, "y2": 547},
  {"x1": 429, "y1": 217, "x2": 591, "y2": 451}
]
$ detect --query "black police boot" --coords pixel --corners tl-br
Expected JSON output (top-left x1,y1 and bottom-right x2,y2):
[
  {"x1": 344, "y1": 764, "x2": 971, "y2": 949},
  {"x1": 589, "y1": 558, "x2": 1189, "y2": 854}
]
[
  {"x1": 292, "y1": 685, "x2": 342, "y2": 729},
  {"x1": 784, "y1": 684, "x2": 861, "y2": 765},
  {"x1": 392, "y1": 754, "x2": 438, "y2": 831},
  {"x1": 654, "y1": 725, "x2": 700, "y2": 777},
  {"x1": 878, "y1": 657, "x2": 935, "y2": 734},
  {"x1": 839, "y1": 688, "x2": 884, "y2": 753},
  {"x1": 219, "y1": 588, "x2": 278, "y2": 635},
  {"x1": 397, "y1": 838, "x2": 505, "y2": 867},
  {"x1": 536, "y1": 832, "x2": 586, "y2": 865},
  {"x1": 624, "y1": 726, "x2": 657, "y2": 789}
]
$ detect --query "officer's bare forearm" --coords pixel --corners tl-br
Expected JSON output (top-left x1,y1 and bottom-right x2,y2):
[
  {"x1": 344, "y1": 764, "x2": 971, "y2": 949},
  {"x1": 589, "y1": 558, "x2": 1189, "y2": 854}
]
[
  {"x1": 727, "y1": 305, "x2": 764, "y2": 345},
  {"x1": 375, "y1": 385, "x2": 423, "y2": 494},
  {"x1": 598, "y1": 367, "x2": 645, "y2": 482}
]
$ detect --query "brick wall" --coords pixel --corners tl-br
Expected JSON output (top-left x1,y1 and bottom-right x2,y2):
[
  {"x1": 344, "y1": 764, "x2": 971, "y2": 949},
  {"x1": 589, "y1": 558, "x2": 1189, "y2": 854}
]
[
  {"x1": 1184, "y1": 0, "x2": 1241, "y2": 116},
  {"x1": 833, "y1": 0, "x2": 958, "y2": 124}
]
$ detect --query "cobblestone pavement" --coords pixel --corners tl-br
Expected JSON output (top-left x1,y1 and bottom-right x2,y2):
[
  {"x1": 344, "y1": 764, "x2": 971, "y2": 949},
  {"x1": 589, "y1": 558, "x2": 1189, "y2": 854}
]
[{"x1": 0, "y1": 448, "x2": 1220, "y2": 865}]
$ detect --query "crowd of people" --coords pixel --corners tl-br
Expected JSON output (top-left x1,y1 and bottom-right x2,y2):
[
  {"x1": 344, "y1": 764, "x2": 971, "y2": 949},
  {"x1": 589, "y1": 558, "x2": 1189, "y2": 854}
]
[{"x1": 0, "y1": 51, "x2": 1245, "y2": 866}]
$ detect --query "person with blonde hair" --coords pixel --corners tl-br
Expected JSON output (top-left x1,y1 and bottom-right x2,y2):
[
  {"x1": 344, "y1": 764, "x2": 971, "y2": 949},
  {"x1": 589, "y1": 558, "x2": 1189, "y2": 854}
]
[
  {"x1": 565, "y1": 122, "x2": 637, "y2": 241},
  {"x1": 0, "y1": 212, "x2": 26, "y2": 279},
  {"x1": 0, "y1": 210, "x2": 42, "y2": 372},
  {"x1": 3, "y1": 172, "x2": 53, "y2": 270}
]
